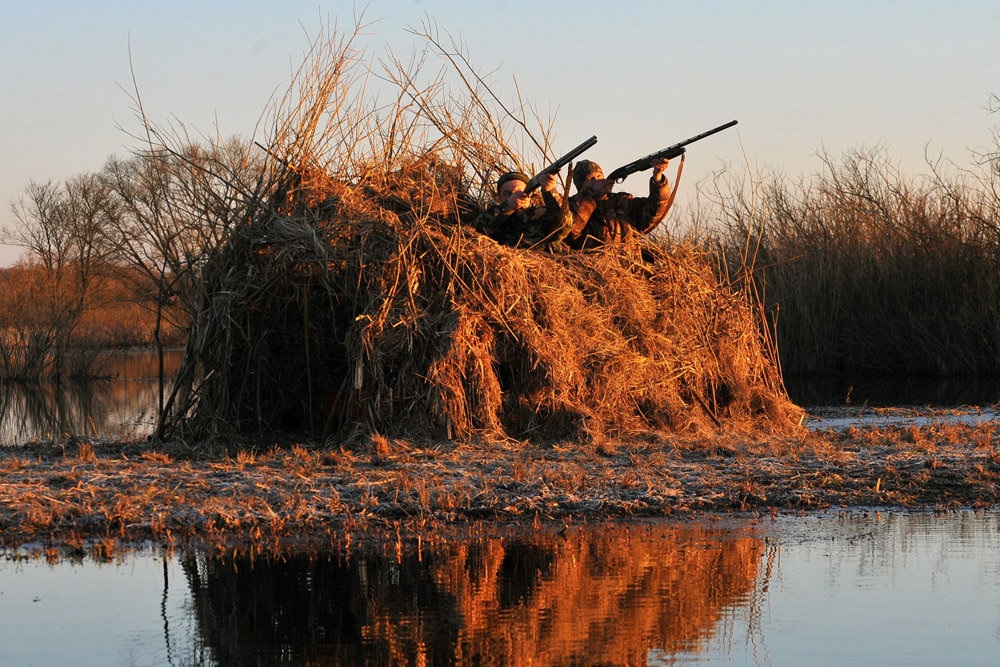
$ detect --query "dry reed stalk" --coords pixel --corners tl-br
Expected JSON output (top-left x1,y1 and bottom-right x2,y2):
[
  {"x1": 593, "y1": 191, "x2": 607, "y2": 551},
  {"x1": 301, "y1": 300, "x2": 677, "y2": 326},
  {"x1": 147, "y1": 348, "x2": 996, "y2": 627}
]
[
  {"x1": 713, "y1": 145, "x2": 1000, "y2": 377},
  {"x1": 4, "y1": 419, "x2": 1000, "y2": 551}
]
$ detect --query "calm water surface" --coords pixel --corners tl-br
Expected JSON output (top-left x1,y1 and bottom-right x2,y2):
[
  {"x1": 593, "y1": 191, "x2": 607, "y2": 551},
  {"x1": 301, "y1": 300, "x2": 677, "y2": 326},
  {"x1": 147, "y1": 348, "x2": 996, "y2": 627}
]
[
  {"x1": 0, "y1": 350, "x2": 181, "y2": 446},
  {"x1": 3, "y1": 511, "x2": 1000, "y2": 665}
]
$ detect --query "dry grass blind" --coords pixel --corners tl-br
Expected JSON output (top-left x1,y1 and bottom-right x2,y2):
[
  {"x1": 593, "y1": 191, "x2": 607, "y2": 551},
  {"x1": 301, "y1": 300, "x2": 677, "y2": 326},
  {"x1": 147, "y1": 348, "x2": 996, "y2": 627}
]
[{"x1": 151, "y1": 18, "x2": 801, "y2": 446}]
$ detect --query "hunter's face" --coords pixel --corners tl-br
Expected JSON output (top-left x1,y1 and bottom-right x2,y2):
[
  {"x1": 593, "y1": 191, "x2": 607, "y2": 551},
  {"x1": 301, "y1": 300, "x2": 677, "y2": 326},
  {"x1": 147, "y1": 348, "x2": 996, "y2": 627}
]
[
  {"x1": 500, "y1": 179, "x2": 530, "y2": 209},
  {"x1": 499, "y1": 179, "x2": 525, "y2": 200},
  {"x1": 585, "y1": 177, "x2": 612, "y2": 197}
]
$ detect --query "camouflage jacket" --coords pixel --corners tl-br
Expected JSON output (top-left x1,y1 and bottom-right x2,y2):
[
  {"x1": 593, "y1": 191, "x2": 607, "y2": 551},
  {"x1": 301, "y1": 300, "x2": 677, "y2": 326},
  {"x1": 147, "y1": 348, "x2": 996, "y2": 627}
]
[
  {"x1": 565, "y1": 174, "x2": 672, "y2": 249},
  {"x1": 474, "y1": 189, "x2": 573, "y2": 250}
]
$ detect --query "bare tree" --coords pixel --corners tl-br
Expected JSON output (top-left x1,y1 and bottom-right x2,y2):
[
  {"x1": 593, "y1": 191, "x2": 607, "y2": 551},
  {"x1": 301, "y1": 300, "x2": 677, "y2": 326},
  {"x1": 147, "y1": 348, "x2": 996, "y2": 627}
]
[
  {"x1": 2, "y1": 173, "x2": 116, "y2": 379},
  {"x1": 101, "y1": 137, "x2": 263, "y2": 418}
]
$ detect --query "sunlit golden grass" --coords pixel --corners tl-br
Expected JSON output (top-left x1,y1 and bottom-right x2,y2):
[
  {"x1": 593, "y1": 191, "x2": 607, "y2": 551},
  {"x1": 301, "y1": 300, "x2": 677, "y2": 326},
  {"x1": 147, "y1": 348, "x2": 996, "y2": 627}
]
[{"x1": 147, "y1": 19, "x2": 802, "y2": 449}]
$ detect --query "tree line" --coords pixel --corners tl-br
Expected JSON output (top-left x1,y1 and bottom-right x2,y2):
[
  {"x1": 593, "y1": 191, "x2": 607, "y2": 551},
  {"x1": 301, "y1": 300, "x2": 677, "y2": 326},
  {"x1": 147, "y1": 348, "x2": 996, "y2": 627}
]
[{"x1": 0, "y1": 137, "x2": 260, "y2": 383}]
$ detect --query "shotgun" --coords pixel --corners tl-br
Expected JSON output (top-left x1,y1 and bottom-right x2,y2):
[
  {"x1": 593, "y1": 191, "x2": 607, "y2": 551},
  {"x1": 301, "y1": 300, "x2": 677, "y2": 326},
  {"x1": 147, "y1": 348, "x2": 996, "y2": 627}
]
[
  {"x1": 524, "y1": 135, "x2": 598, "y2": 192},
  {"x1": 606, "y1": 120, "x2": 737, "y2": 183}
]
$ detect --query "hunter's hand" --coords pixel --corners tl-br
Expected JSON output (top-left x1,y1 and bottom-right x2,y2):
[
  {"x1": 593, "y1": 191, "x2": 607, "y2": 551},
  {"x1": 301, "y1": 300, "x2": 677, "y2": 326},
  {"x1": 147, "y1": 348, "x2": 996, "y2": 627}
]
[
  {"x1": 505, "y1": 190, "x2": 531, "y2": 210},
  {"x1": 652, "y1": 158, "x2": 670, "y2": 181},
  {"x1": 537, "y1": 171, "x2": 558, "y2": 193}
]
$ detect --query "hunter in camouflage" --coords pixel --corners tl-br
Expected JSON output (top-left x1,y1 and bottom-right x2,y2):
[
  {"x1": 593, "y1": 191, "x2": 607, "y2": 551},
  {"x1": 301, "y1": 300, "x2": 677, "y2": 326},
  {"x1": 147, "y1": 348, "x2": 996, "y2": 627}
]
[{"x1": 564, "y1": 156, "x2": 681, "y2": 249}]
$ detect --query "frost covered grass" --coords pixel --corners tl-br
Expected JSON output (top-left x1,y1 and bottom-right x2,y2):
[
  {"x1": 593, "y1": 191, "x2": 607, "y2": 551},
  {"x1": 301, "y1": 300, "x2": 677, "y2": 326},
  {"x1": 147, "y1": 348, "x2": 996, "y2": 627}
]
[{"x1": 3, "y1": 417, "x2": 1000, "y2": 552}]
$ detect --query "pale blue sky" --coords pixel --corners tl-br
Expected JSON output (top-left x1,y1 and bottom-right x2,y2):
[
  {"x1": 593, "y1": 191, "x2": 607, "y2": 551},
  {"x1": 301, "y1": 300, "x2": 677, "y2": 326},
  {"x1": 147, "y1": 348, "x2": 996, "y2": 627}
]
[{"x1": 3, "y1": 1, "x2": 999, "y2": 265}]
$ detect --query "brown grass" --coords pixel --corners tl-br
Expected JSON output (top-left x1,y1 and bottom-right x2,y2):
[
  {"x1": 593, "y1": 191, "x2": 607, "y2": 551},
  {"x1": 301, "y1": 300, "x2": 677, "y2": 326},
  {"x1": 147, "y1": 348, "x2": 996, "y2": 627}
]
[
  {"x1": 3, "y1": 417, "x2": 1000, "y2": 551},
  {"x1": 0, "y1": 263, "x2": 186, "y2": 381},
  {"x1": 707, "y1": 145, "x2": 1000, "y2": 377}
]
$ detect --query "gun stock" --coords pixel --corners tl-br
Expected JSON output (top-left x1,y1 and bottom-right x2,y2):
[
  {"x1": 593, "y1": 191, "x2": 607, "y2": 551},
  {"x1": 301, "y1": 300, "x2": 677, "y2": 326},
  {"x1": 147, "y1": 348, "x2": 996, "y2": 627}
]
[
  {"x1": 525, "y1": 135, "x2": 598, "y2": 193},
  {"x1": 606, "y1": 120, "x2": 737, "y2": 183}
]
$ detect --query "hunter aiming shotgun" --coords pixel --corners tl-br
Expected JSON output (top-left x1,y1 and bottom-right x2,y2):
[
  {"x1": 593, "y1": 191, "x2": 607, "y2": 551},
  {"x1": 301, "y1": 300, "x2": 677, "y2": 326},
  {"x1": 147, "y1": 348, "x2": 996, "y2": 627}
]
[
  {"x1": 524, "y1": 135, "x2": 598, "y2": 193},
  {"x1": 606, "y1": 120, "x2": 738, "y2": 183}
]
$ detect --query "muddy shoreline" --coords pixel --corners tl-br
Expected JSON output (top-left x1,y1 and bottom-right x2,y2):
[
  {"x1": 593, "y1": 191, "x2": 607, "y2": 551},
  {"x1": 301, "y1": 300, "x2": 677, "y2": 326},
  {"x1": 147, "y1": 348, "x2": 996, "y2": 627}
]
[{"x1": 2, "y1": 417, "x2": 999, "y2": 553}]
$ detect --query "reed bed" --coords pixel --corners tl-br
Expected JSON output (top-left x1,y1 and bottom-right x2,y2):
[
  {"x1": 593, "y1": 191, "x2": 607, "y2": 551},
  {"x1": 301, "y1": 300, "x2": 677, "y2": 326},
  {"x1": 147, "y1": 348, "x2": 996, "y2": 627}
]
[
  {"x1": 3, "y1": 417, "x2": 1000, "y2": 551},
  {"x1": 710, "y1": 146, "x2": 1000, "y2": 377}
]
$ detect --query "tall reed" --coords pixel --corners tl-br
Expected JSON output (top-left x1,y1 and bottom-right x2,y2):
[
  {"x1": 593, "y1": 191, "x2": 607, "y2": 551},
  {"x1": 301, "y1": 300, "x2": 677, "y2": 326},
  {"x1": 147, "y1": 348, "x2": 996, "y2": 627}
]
[{"x1": 709, "y1": 145, "x2": 1000, "y2": 377}]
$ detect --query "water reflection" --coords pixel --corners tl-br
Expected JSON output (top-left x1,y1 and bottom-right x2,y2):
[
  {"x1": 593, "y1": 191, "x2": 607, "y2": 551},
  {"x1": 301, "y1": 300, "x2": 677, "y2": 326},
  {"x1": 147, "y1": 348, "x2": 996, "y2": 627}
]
[
  {"x1": 758, "y1": 511, "x2": 1000, "y2": 666},
  {"x1": 0, "y1": 349, "x2": 181, "y2": 446},
  {"x1": 181, "y1": 521, "x2": 762, "y2": 665},
  {"x1": 6, "y1": 513, "x2": 1000, "y2": 664}
]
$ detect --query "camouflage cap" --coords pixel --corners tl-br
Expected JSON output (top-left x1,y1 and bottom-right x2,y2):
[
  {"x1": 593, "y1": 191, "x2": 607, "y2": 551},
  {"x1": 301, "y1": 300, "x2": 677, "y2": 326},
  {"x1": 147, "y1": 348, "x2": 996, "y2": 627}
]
[
  {"x1": 572, "y1": 160, "x2": 604, "y2": 190},
  {"x1": 496, "y1": 171, "x2": 531, "y2": 194}
]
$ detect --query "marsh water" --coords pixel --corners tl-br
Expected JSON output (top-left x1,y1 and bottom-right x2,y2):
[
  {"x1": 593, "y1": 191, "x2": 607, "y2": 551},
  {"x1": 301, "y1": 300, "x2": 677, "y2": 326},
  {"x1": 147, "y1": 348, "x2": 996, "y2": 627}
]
[
  {"x1": 5, "y1": 356, "x2": 1000, "y2": 664},
  {"x1": 4, "y1": 511, "x2": 1000, "y2": 665},
  {"x1": 0, "y1": 349, "x2": 182, "y2": 447}
]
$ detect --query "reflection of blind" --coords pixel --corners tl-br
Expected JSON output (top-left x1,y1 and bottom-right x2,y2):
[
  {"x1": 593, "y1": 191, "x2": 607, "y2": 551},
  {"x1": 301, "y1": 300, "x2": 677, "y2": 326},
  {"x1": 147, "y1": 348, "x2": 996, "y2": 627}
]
[{"x1": 180, "y1": 522, "x2": 763, "y2": 664}]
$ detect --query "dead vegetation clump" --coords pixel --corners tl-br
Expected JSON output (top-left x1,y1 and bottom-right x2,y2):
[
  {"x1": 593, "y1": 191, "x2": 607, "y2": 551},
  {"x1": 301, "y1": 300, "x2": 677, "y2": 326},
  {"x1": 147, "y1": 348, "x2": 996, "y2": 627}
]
[{"x1": 154, "y1": 19, "x2": 802, "y2": 447}]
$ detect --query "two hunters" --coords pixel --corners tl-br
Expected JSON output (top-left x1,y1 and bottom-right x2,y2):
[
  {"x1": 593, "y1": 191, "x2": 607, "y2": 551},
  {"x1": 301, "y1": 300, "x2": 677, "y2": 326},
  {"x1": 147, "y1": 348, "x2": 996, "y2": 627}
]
[{"x1": 476, "y1": 120, "x2": 738, "y2": 250}]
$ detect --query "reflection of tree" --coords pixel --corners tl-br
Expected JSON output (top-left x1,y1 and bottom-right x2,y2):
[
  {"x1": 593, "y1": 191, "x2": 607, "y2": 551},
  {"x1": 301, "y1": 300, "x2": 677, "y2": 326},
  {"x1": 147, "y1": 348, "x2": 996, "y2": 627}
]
[
  {"x1": 0, "y1": 350, "x2": 179, "y2": 444},
  {"x1": 0, "y1": 383, "x2": 57, "y2": 444},
  {"x1": 0, "y1": 382, "x2": 103, "y2": 444},
  {"x1": 180, "y1": 522, "x2": 763, "y2": 665}
]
